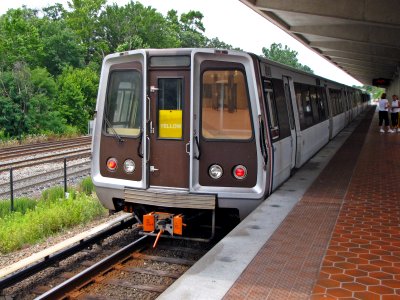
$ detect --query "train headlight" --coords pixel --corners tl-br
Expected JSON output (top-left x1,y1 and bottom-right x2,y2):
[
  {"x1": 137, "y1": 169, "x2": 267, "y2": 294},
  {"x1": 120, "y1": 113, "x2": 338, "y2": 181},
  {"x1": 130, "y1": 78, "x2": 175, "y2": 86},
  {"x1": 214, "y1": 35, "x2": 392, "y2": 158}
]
[
  {"x1": 106, "y1": 157, "x2": 118, "y2": 172},
  {"x1": 233, "y1": 165, "x2": 247, "y2": 180},
  {"x1": 123, "y1": 159, "x2": 135, "y2": 174},
  {"x1": 209, "y1": 164, "x2": 223, "y2": 179}
]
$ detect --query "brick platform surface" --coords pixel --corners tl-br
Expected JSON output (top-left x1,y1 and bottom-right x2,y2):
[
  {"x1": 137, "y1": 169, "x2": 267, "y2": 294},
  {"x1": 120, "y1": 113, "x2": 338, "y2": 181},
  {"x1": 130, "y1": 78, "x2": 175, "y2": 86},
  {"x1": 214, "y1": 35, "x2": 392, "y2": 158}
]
[{"x1": 224, "y1": 107, "x2": 400, "y2": 300}]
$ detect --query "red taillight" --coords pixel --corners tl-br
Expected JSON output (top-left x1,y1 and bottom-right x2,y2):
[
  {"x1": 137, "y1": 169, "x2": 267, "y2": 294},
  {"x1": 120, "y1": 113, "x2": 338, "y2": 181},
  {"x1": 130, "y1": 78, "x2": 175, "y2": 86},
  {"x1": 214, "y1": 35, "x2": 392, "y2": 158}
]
[
  {"x1": 107, "y1": 158, "x2": 118, "y2": 171},
  {"x1": 233, "y1": 165, "x2": 247, "y2": 180}
]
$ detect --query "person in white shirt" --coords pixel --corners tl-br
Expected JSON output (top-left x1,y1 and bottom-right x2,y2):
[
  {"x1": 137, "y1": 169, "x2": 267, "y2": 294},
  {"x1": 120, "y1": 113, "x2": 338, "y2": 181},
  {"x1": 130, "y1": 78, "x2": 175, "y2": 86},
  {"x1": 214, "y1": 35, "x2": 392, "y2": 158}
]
[
  {"x1": 390, "y1": 94, "x2": 399, "y2": 132},
  {"x1": 378, "y1": 93, "x2": 393, "y2": 133}
]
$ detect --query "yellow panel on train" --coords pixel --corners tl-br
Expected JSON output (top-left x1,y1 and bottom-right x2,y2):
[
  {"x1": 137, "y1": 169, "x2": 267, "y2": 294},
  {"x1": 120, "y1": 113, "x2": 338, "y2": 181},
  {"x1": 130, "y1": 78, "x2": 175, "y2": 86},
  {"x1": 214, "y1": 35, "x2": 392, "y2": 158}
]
[{"x1": 159, "y1": 110, "x2": 182, "y2": 138}]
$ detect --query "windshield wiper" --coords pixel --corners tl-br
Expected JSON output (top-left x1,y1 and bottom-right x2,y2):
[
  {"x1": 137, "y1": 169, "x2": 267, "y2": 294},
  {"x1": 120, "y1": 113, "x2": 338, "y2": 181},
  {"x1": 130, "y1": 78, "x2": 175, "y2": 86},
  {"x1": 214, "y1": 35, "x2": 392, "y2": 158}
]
[{"x1": 104, "y1": 116, "x2": 125, "y2": 143}]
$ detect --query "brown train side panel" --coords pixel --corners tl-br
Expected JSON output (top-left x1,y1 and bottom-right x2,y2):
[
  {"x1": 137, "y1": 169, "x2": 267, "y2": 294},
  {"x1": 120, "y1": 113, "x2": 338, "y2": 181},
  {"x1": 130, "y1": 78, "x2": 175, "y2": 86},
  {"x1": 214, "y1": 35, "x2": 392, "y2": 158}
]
[
  {"x1": 99, "y1": 136, "x2": 142, "y2": 181},
  {"x1": 198, "y1": 141, "x2": 257, "y2": 187},
  {"x1": 99, "y1": 61, "x2": 143, "y2": 182}
]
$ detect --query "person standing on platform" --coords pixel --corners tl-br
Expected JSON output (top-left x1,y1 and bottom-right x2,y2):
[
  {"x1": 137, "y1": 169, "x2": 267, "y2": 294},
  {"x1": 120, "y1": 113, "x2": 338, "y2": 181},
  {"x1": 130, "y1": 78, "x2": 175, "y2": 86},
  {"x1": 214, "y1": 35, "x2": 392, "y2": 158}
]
[
  {"x1": 378, "y1": 93, "x2": 393, "y2": 133},
  {"x1": 390, "y1": 94, "x2": 399, "y2": 132}
]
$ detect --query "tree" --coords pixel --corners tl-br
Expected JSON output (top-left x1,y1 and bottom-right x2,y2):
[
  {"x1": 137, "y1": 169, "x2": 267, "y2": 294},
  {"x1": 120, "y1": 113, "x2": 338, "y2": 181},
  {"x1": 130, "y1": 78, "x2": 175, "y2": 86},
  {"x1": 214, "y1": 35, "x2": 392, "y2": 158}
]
[
  {"x1": 38, "y1": 19, "x2": 85, "y2": 75},
  {"x1": 98, "y1": 2, "x2": 179, "y2": 53},
  {"x1": 354, "y1": 85, "x2": 384, "y2": 100},
  {"x1": 0, "y1": 8, "x2": 44, "y2": 70},
  {"x1": 262, "y1": 43, "x2": 314, "y2": 74},
  {"x1": 206, "y1": 37, "x2": 240, "y2": 50},
  {"x1": 65, "y1": 0, "x2": 107, "y2": 64},
  {"x1": 0, "y1": 63, "x2": 67, "y2": 137},
  {"x1": 166, "y1": 10, "x2": 207, "y2": 47},
  {"x1": 56, "y1": 65, "x2": 99, "y2": 133}
]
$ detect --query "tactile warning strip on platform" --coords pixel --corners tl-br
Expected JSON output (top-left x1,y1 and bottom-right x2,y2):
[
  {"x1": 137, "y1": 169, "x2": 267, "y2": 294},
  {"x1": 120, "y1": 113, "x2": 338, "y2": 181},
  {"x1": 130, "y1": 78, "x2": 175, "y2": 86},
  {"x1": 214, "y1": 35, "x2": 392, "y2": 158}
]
[{"x1": 224, "y1": 107, "x2": 400, "y2": 299}]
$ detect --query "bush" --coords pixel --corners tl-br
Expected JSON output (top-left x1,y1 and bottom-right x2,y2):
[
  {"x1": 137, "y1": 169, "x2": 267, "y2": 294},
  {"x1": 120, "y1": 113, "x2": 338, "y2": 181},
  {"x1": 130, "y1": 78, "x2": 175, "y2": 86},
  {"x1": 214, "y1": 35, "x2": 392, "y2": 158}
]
[
  {"x1": 79, "y1": 177, "x2": 94, "y2": 195},
  {"x1": 0, "y1": 192, "x2": 107, "y2": 253},
  {"x1": 0, "y1": 197, "x2": 37, "y2": 218}
]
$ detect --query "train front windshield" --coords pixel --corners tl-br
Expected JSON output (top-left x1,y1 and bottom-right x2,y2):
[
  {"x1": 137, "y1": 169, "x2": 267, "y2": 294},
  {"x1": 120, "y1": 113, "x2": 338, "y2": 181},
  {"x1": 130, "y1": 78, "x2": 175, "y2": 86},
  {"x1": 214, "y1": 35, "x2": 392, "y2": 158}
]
[{"x1": 105, "y1": 70, "x2": 142, "y2": 136}]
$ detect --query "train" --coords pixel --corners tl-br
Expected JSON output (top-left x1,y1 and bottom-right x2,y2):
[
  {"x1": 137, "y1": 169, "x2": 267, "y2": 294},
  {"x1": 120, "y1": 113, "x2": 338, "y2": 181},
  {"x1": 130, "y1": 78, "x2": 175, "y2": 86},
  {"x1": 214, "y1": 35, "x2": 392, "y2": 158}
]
[{"x1": 91, "y1": 48, "x2": 369, "y2": 240}]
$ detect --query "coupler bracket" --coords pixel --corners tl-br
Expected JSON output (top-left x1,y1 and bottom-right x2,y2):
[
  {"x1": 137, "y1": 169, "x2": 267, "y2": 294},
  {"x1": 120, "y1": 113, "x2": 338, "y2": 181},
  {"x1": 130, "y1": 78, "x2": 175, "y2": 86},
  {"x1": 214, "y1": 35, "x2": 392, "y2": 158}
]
[{"x1": 142, "y1": 212, "x2": 186, "y2": 248}]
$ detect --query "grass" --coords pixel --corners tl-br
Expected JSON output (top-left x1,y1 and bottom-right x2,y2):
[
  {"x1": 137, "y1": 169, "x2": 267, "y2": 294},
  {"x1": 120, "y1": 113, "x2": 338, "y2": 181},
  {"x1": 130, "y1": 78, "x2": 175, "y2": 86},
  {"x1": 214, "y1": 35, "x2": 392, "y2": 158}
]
[
  {"x1": 0, "y1": 178, "x2": 108, "y2": 254},
  {"x1": 0, "y1": 197, "x2": 37, "y2": 219}
]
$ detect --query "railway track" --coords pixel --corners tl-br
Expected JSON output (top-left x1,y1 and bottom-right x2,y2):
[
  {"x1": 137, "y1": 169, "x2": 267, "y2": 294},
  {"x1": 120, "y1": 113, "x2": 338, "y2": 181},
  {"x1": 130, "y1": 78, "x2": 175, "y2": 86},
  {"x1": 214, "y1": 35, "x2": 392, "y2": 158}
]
[
  {"x1": 0, "y1": 163, "x2": 91, "y2": 199},
  {"x1": 1, "y1": 222, "x2": 216, "y2": 300},
  {"x1": 0, "y1": 136, "x2": 91, "y2": 154},
  {"x1": 0, "y1": 137, "x2": 91, "y2": 161},
  {"x1": 0, "y1": 148, "x2": 91, "y2": 172},
  {"x1": 36, "y1": 236, "x2": 210, "y2": 300}
]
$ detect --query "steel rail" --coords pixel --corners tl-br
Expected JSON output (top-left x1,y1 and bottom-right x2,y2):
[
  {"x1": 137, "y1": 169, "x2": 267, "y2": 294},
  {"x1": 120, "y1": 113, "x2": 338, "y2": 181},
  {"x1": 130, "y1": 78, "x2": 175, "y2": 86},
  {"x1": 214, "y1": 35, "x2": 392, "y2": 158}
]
[
  {"x1": 0, "y1": 161, "x2": 90, "y2": 190},
  {"x1": 0, "y1": 141, "x2": 91, "y2": 161},
  {"x1": 0, "y1": 147, "x2": 91, "y2": 168},
  {"x1": 0, "y1": 136, "x2": 91, "y2": 154},
  {"x1": 0, "y1": 166, "x2": 92, "y2": 199},
  {"x1": 0, "y1": 216, "x2": 137, "y2": 292},
  {"x1": 36, "y1": 235, "x2": 149, "y2": 300},
  {"x1": 0, "y1": 151, "x2": 91, "y2": 173}
]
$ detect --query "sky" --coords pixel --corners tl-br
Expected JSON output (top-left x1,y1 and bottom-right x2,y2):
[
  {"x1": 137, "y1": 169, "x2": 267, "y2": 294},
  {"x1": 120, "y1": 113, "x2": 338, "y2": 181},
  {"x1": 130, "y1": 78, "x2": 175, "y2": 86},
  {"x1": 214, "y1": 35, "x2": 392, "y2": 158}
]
[{"x1": 0, "y1": 0, "x2": 363, "y2": 86}]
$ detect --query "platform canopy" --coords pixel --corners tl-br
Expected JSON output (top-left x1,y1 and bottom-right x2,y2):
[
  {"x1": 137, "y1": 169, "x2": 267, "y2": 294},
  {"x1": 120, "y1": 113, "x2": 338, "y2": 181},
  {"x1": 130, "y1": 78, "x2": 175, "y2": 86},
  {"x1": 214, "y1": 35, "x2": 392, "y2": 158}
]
[{"x1": 240, "y1": 0, "x2": 400, "y2": 86}]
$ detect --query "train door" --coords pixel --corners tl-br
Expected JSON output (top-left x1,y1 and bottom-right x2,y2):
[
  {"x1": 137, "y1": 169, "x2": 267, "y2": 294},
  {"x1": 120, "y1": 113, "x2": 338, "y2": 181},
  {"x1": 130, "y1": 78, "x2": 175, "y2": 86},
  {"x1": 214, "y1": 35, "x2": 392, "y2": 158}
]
[
  {"x1": 282, "y1": 76, "x2": 297, "y2": 170},
  {"x1": 189, "y1": 51, "x2": 265, "y2": 204},
  {"x1": 147, "y1": 69, "x2": 190, "y2": 188}
]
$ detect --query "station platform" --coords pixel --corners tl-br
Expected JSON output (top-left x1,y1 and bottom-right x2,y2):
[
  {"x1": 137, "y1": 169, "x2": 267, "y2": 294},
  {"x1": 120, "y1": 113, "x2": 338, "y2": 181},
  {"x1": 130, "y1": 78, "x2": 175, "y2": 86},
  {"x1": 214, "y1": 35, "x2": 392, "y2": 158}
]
[{"x1": 158, "y1": 106, "x2": 400, "y2": 300}]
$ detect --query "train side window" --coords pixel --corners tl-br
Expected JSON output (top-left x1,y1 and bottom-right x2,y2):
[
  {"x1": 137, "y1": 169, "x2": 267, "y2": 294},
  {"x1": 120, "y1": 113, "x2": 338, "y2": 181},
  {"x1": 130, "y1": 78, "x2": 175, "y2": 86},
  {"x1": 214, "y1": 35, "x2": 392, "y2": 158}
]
[
  {"x1": 104, "y1": 70, "x2": 142, "y2": 136},
  {"x1": 302, "y1": 84, "x2": 314, "y2": 128},
  {"x1": 157, "y1": 78, "x2": 183, "y2": 139},
  {"x1": 317, "y1": 87, "x2": 328, "y2": 121},
  {"x1": 271, "y1": 79, "x2": 290, "y2": 139},
  {"x1": 329, "y1": 89, "x2": 337, "y2": 116},
  {"x1": 201, "y1": 69, "x2": 252, "y2": 140},
  {"x1": 263, "y1": 79, "x2": 279, "y2": 139},
  {"x1": 309, "y1": 86, "x2": 319, "y2": 123}
]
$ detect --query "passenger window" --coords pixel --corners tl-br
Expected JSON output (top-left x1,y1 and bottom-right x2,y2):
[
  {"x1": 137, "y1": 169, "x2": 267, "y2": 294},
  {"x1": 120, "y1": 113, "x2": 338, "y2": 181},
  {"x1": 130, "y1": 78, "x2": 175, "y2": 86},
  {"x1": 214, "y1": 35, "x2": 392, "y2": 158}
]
[
  {"x1": 309, "y1": 86, "x2": 319, "y2": 123},
  {"x1": 263, "y1": 79, "x2": 279, "y2": 139},
  {"x1": 317, "y1": 87, "x2": 328, "y2": 121},
  {"x1": 158, "y1": 78, "x2": 183, "y2": 139},
  {"x1": 271, "y1": 79, "x2": 291, "y2": 139},
  {"x1": 201, "y1": 69, "x2": 252, "y2": 140},
  {"x1": 105, "y1": 70, "x2": 142, "y2": 136},
  {"x1": 302, "y1": 85, "x2": 314, "y2": 128},
  {"x1": 295, "y1": 83, "x2": 306, "y2": 129}
]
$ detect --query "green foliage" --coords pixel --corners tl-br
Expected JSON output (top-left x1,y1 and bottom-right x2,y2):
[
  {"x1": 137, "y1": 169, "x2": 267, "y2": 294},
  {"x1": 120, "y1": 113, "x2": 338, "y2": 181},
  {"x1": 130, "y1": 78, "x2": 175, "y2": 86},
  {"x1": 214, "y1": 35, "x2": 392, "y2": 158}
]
[
  {"x1": 0, "y1": 1, "x2": 240, "y2": 139},
  {"x1": 38, "y1": 19, "x2": 85, "y2": 75},
  {"x1": 0, "y1": 8, "x2": 44, "y2": 69},
  {"x1": 41, "y1": 186, "x2": 65, "y2": 202},
  {"x1": 57, "y1": 65, "x2": 99, "y2": 133},
  {"x1": 0, "y1": 64, "x2": 68, "y2": 136},
  {"x1": 166, "y1": 9, "x2": 207, "y2": 48},
  {"x1": 79, "y1": 177, "x2": 95, "y2": 195},
  {"x1": 0, "y1": 194, "x2": 107, "y2": 253},
  {"x1": 0, "y1": 197, "x2": 37, "y2": 218},
  {"x1": 262, "y1": 43, "x2": 314, "y2": 74},
  {"x1": 0, "y1": 184, "x2": 107, "y2": 253},
  {"x1": 66, "y1": 0, "x2": 108, "y2": 63},
  {"x1": 354, "y1": 85, "x2": 384, "y2": 100}
]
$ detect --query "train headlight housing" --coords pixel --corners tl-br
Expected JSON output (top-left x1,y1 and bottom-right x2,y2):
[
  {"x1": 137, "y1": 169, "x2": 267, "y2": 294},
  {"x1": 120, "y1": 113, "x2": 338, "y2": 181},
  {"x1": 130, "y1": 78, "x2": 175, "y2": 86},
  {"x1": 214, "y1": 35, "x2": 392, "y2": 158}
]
[
  {"x1": 209, "y1": 164, "x2": 223, "y2": 179},
  {"x1": 233, "y1": 165, "x2": 247, "y2": 180},
  {"x1": 106, "y1": 157, "x2": 118, "y2": 172},
  {"x1": 123, "y1": 159, "x2": 135, "y2": 174}
]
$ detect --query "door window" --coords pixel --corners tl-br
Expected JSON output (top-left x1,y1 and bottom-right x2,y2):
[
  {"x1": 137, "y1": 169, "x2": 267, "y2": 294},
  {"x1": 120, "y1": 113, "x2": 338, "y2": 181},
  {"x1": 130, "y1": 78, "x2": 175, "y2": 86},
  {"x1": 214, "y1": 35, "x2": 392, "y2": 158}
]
[
  {"x1": 201, "y1": 69, "x2": 252, "y2": 140},
  {"x1": 263, "y1": 79, "x2": 279, "y2": 139},
  {"x1": 158, "y1": 78, "x2": 183, "y2": 139}
]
